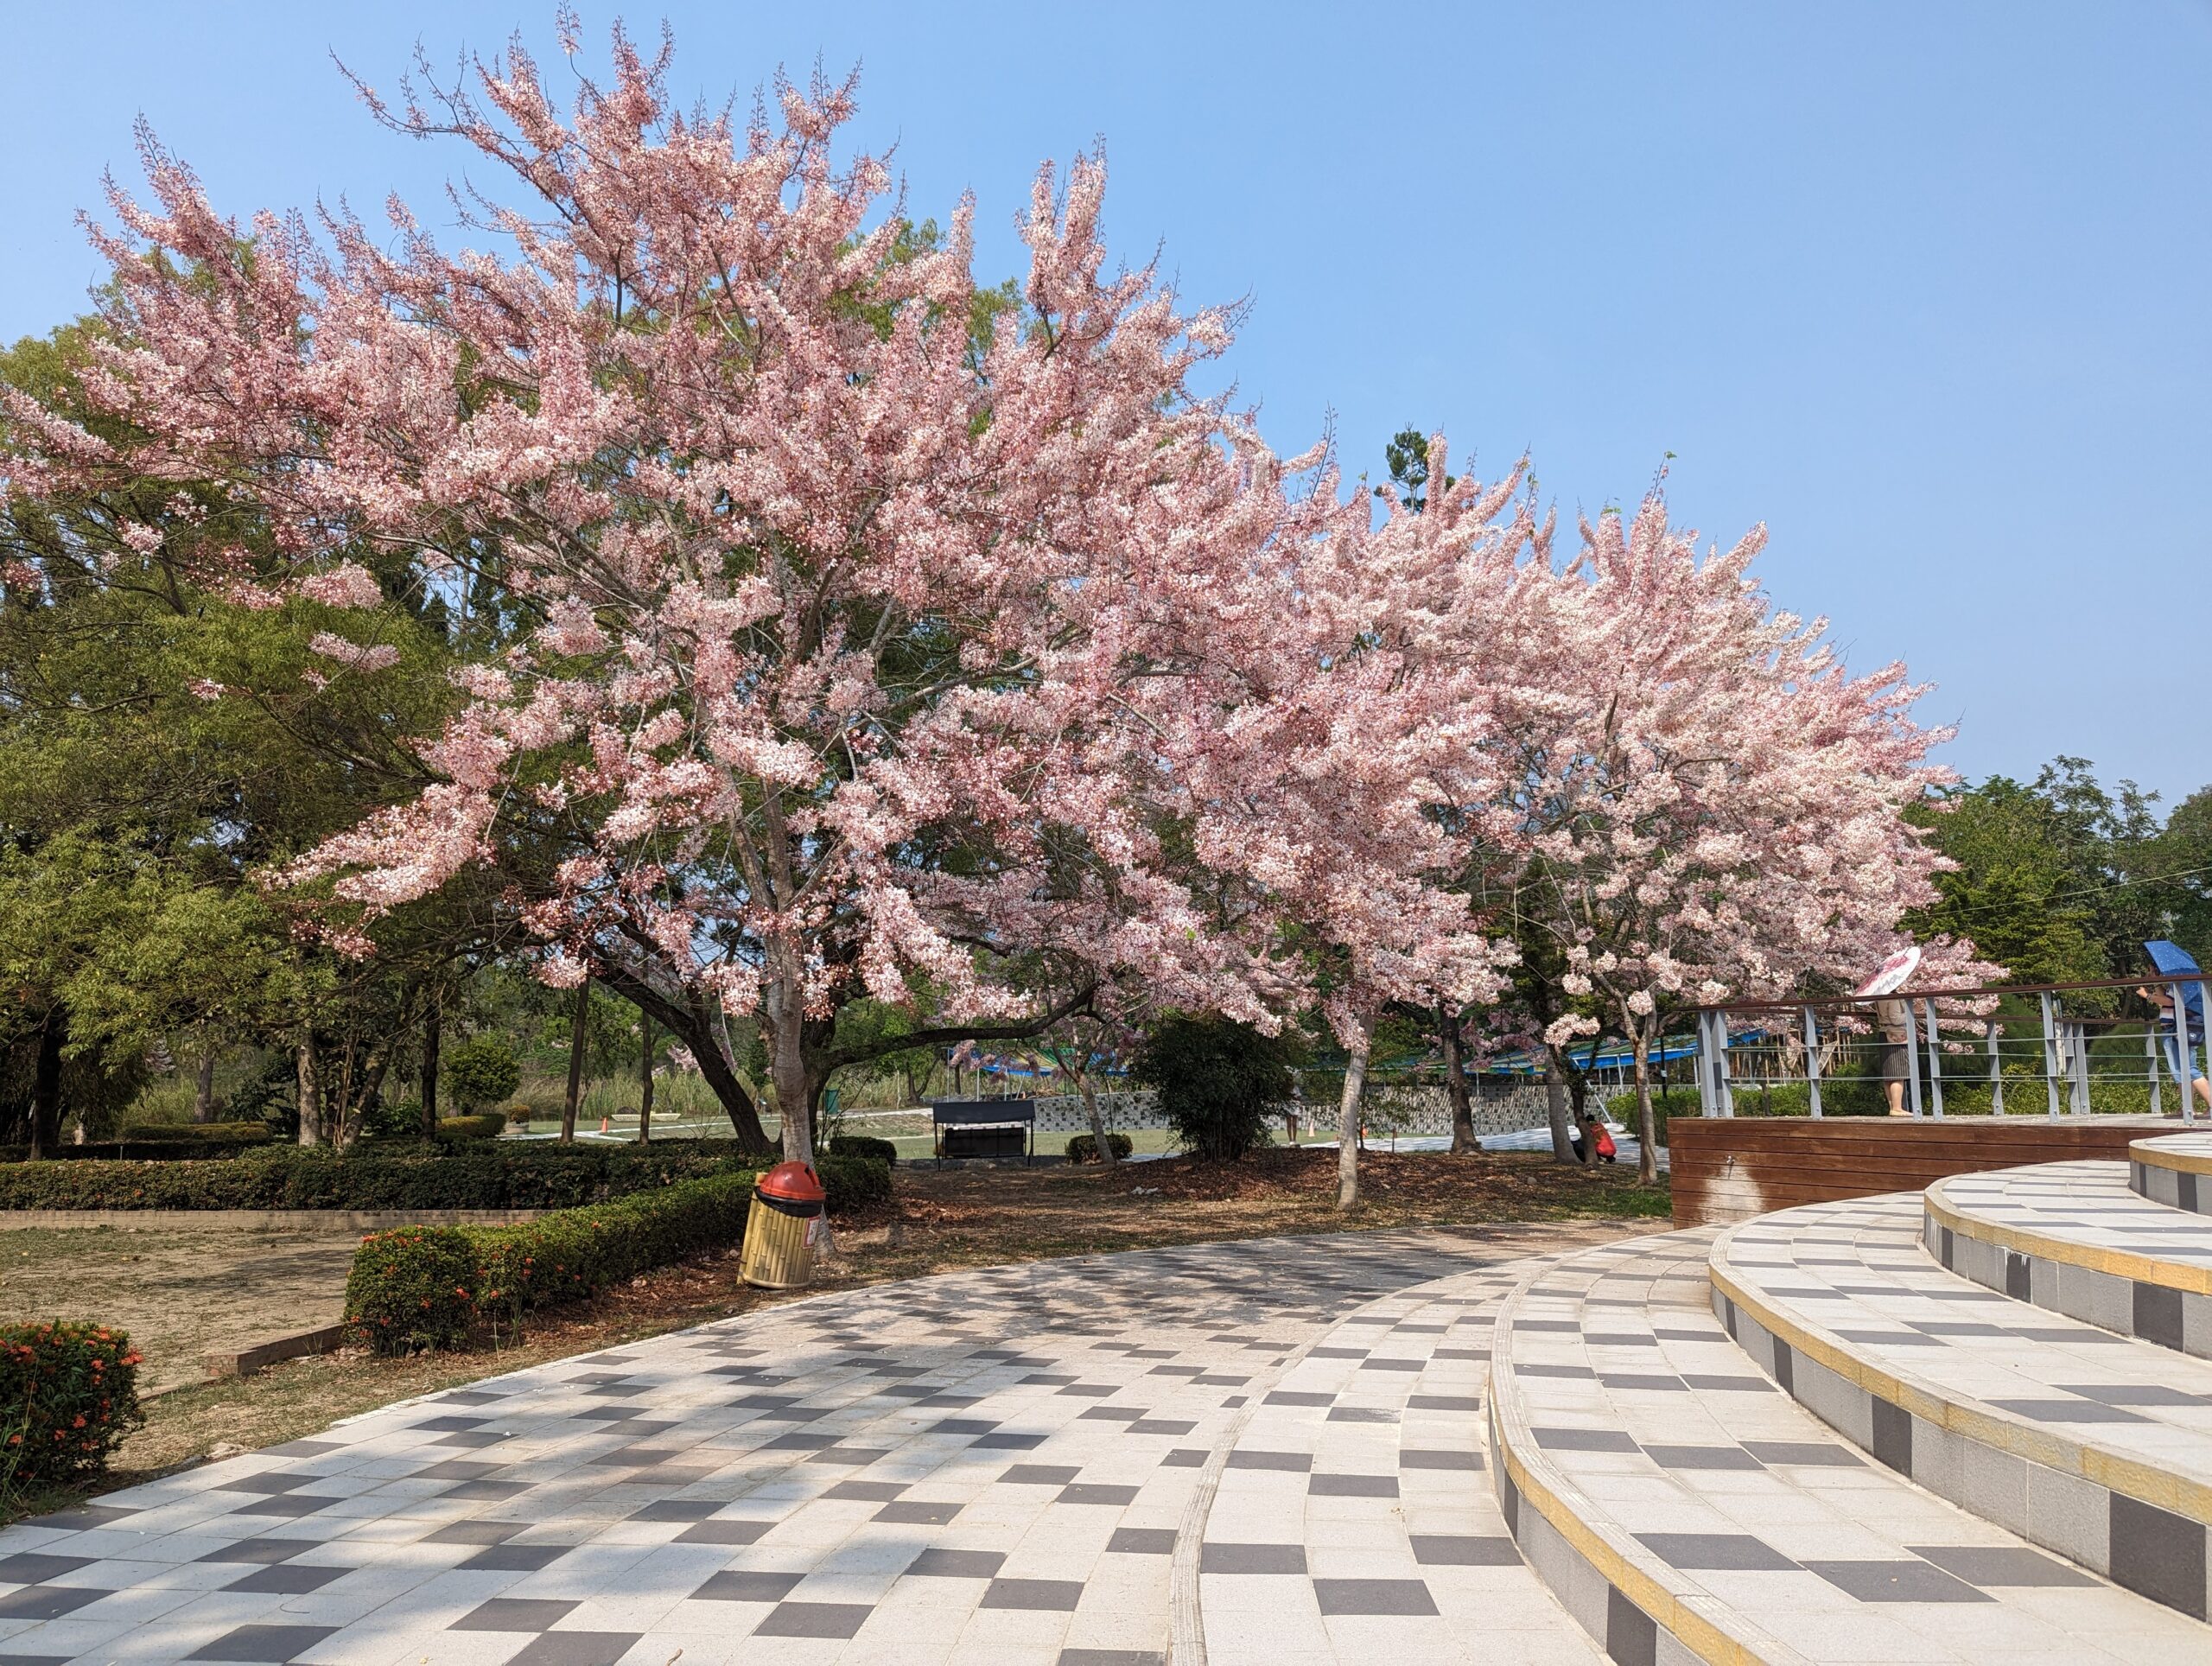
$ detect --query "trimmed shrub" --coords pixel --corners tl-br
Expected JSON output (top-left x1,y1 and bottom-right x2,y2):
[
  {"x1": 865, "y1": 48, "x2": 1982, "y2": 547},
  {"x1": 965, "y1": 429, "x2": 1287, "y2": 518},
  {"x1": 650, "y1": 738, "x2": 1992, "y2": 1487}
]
[
  {"x1": 435, "y1": 1115, "x2": 505, "y2": 1142},
  {"x1": 828, "y1": 1134, "x2": 898, "y2": 1168},
  {"x1": 0, "y1": 1321, "x2": 143, "y2": 1490},
  {"x1": 116, "y1": 1122, "x2": 272, "y2": 1148},
  {"x1": 444, "y1": 1035, "x2": 522, "y2": 1112},
  {"x1": 1130, "y1": 1015, "x2": 1294, "y2": 1161},
  {"x1": 345, "y1": 1160, "x2": 890, "y2": 1353},
  {"x1": 502, "y1": 1103, "x2": 532, "y2": 1129},
  {"x1": 1065, "y1": 1131, "x2": 1134, "y2": 1164}
]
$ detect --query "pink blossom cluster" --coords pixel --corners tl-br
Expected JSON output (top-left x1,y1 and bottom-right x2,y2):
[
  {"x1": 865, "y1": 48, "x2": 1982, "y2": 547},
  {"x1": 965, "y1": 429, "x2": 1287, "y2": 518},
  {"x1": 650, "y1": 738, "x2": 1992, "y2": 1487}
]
[{"x1": 0, "y1": 26, "x2": 1987, "y2": 1160}]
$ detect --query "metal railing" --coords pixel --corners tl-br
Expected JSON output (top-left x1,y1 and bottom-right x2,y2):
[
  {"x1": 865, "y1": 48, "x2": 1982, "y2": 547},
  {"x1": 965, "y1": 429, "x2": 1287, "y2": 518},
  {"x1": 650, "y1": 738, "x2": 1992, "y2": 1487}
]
[{"x1": 1689, "y1": 975, "x2": 2210, "y2": 1122}]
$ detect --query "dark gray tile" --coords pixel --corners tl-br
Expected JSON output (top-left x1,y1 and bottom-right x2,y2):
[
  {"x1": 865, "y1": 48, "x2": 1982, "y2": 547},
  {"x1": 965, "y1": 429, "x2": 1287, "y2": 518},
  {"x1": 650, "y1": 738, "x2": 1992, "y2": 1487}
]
[
  {"x1": 223, "y1": 1564, "x2": 348, "y2": 1594},
  {"x1": 1001, "y1": 1465, "x2": 1082, "y2": 1485},
  {"x1": 188, "y1": 1625, "x2": 339, "y2": 1662},
  {"x1": 449, "y1": 1597, "x2": 582, "y2": 1631},
  {"x1": 973, "y1": 1432, "x2": 1046, "y2": 1451},
  {"x1": 459, "y1": 1545, "x2": 570, "y2": 1572},
  {"x1": 1803, "y1": 1560, "x2": 1993, "y2": 1603},
  {"x1": 1128, "y1": 1418, "x2": 1197, "y2": 1435},
  {"x1": 1988, "y1": 1399, "x2": 2149, "y2": 1423},
  {"x1": 1636, "y1": 1533, "x2": 1796, "y2": 1572},
  {"x1": 1161, "y1": 1449, "x2": 1208, "y2": 1467},
  {"x1": 0, "y1": 1586, "x2": 102, "y2": 1620},
  {"x1": 1058, "y1": 1484, "x2": 1140, "y2": 1506},
  {"x1": 431, "y1": 1430, "x2": 508, "y2": 1448},
  {"x1": 1329, "y1": 1407, "x2": 1398, "y2": 1424},
  {"x1": 1409, "y1": 1535, "x2": 1520, "y2": 1566},
  {"x1": 0, "y1": 1554, "x2": 88, "y2": 1583},
  {"x1": 1644, "y1": 1446, "x2": 1764, "y2": 1471},
  {"x1": 755, "y1": 1600, "x2": 873, "y2": 1637},
  {"x1": 226, "y1": 1494, "x2": 340, "y2": 1518},
  {"x1": 1265, "y1": 1391, "x2": 1334, "y2": 1407},
  {"x1": 1906, "y1": 1545, "x2": 2094, "y2": 1587},
  {"x1": 1314, "y1": 1578, "x2": 1437, "y2": 1615},
  {"x1": 1607, "y1": 1587, "x2": 1659, "y2": 1666},
  {"x1": 907, "y1": 1548, "x2": 1006, "y2": 1578},
  {"x1": 1406, "y1": 1395, "x2": 1480, "y2": 1411},
  {"x1": 1741, "y1": 1441, "x2": 1860, "y2": 1467},
  {"x1": 425, "y1": 1521, "x2": 524, "y2": 1545},
  {"x1": 2135, "y1": 1282, "x2": 2186, "y2": 1351},
  {"x1": 195, "y1": 1538, "x2": 317, "y2": 1566},
  {"x1": 695, "y1": 1570, "x2": 804, "y2": 1602},
  {"x1": 34, "y1": 1504, "x2": 135, "y2": 1529},
  {"x1": 443, "y1": 1479, "x2": 532, "y2": 1502},
  {"x1": 505, "y1": 1635, "x2": 644, "y2": 1666},
  {"x1": 215, "y1": 1473, "x2": 315, "y2": 1496},
  {"x1": 930, "y1": 1418, "x2": 1000, "y2": 1434},
  {"x1": 1201, "y1": 1542, "x2": 1306, "y2": 1574},
  {"x1": 827, "y1": 1480, "x2": 907, "y2": 1502},
  {"x1": 1058, "y1": 1651, "x2": 1165, "y2": 1666},
  {"x1": 1309, "y1": 1473, "x2": 1397, "y2": 1497},
  {"x1": 630, "y1": 1499, "x2": 722, "y2": 1522},
  {"x1": 1227, "y1": 1450, "x2": 1311, "y2": 1472},
  {"x1": 1871, "y1": 1399, "x2": 1914, "y2": 1472},
  {"x1": 411, "y1": 1415, "x2": 492, "y2": 1432},
  {"x1": 2111, "y1": 1493, "x2": 2209, "y2": 1618},
  {"x1": 2053, "y1": 1383, "x2": 2208, "y2": 1408},
  {"x1": 1533, "y1": 1428, "x2": 1638, "y2": 1453},
  {"x1": 983, "y1": 1576, "x2": 1084, "y2": 1610},
  {"x1": 1680, "y1": 1373, "x2": 1774, "y2": 1392},
  {"x1": 874, "y1": 1499, "x2": 963, "y2": 1525},
  {"x1": 1107, "y1": 1528, "x2": 1177, "y2": 1555},
  {"x1": 413, "y1": 1459, "x2": 502, "y2": 1481}
]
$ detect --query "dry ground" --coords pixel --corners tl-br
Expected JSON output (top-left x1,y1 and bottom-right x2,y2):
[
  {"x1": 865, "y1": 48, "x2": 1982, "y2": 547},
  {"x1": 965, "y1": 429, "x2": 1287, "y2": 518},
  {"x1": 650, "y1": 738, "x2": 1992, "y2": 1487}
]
[{"x1": 0, "y1": 1147, "x2": 1665, "y2": 1519}]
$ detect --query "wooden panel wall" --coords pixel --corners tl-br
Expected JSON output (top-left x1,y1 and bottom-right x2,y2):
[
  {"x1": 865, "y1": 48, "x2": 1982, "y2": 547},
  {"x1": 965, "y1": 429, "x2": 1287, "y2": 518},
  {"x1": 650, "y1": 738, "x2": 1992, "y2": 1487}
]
[{"x1": 1668, "y1": 1115, "x2": 2181, "y2": 1228}]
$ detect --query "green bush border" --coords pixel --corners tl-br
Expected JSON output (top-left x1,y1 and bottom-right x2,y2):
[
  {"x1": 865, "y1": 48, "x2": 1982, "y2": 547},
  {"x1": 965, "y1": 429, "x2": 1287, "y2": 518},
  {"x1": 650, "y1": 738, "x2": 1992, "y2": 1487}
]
[{"x1": 0, "y1": 1321, "x2": 143, "y2": 1490}]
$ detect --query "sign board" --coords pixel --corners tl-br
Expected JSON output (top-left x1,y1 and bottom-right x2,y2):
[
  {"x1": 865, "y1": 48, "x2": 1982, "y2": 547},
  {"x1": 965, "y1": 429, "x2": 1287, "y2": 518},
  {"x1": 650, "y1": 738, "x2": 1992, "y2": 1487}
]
[{"x1": 1854, "y1": 945, "x2": 1921, "y2": 998}]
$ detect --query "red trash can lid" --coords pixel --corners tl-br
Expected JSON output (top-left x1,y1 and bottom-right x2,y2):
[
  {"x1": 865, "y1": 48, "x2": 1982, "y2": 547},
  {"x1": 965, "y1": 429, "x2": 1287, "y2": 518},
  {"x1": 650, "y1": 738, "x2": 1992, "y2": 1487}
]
[{"x1": 758, "y1": 1160, "x2": 826, "y2": 1203}]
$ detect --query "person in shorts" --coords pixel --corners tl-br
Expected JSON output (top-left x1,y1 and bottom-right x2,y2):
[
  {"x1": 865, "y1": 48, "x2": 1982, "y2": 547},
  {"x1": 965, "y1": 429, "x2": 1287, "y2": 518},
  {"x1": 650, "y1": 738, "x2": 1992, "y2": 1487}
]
[{"x1": 1876, "y1": 998, "x2": 1912, "y2": 1115}]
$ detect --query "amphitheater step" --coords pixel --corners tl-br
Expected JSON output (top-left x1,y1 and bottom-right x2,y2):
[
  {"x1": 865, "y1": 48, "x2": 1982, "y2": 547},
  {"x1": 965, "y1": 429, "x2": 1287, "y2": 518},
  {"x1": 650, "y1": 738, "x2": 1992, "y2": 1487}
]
[
  {"x1": 1491, "y1": 1230, "x2": 2203, "y2": 1663},
  {"x1": 1713, "y1": 1193, "x2": 2212, "y2": 1620},
  {"x1": 1199, "y1": 1258, "x2": 1603, "y2": 1664},
  {"x1": 2133, "y1": 1130, "x2": 2212, "y2": 1215},
  {"x1": 1924, "y1": 1160, "x2": 2212, "y2": 1355}
]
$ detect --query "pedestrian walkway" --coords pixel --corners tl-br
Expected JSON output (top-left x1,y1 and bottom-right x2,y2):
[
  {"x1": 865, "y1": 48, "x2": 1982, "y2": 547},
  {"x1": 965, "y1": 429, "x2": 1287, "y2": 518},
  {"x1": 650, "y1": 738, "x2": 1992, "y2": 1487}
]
[{"x1": 0, "y1": 1224, "x2": 1630, "y2": 1665}]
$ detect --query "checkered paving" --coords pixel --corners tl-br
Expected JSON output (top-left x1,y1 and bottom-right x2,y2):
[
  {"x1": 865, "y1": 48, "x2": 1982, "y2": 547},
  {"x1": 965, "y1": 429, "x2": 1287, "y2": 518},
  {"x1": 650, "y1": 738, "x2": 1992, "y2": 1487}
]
[
  {"x1": 1198, "y1": 1264, "x2": 1601, "y2": 1665},
  {"x1": 2132, "y1": 1131, "x2": 2212, "y2": 1217},
  {"x1": 0, "y1": 1223, "x2": 1627, "y2": 1665},
  {"x1": 1715, "y1": 1193, "x2": 2212, "y2": 1618},
  {"x1": 1491, "y1": 1230, "x2": 2210, "y2": 1663},
  {"x1": 1926, "y1": 1161, "x2": 2212, "y2": 1356}
]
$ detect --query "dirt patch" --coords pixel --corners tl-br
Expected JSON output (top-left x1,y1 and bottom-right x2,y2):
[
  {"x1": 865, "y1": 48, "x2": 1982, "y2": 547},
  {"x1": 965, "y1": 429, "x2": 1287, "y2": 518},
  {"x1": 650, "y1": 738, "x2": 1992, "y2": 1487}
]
[
  {"x1": 6, "y1": 1146, "x2": 1663, "y2": 1518},
  {"x1": 0, "y1": 1224, "x2": 362, "y2": 1394}
]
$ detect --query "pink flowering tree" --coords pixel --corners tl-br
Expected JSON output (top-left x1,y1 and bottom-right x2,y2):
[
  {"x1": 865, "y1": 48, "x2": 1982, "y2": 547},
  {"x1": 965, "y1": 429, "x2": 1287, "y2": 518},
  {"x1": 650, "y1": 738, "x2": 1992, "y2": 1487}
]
[
  {"x1": 4, "y1": 27, "x2": 1377, "y2": 1161},
  {"x1": 1470, "y1": 493, "x2": 1992, "y2": 1181}
]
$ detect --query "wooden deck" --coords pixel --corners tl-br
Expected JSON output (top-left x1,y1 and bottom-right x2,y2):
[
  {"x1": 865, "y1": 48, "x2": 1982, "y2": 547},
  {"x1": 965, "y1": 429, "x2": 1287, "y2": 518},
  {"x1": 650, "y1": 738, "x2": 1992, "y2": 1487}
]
[{"x1": 1668, "y1": 1114, "x2": 2190, "y2": 1227}]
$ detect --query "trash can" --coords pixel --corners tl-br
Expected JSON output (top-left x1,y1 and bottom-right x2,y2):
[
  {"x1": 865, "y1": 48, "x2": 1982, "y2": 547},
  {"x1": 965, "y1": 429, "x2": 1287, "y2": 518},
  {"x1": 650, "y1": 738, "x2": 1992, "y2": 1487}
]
[{"x1": 740, "y1": 1160, "x2": 827, "y2": 1290}]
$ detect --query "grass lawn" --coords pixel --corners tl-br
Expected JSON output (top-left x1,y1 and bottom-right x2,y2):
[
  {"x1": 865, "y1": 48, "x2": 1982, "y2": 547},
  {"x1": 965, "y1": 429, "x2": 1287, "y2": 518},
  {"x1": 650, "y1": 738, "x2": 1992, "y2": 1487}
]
[{"x1": 0, "y1": 1146, "x2": 1664, "y2": 1521}]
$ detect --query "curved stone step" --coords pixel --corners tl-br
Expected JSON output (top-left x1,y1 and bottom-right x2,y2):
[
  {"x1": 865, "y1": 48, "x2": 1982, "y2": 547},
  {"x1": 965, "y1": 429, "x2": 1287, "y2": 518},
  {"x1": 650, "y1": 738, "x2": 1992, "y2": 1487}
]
[
  {"x1": 1924, "y1": 1160, "x2": 2212, "y2": 1356},
  {"x1": 1198, "y1": 1256, "x2": 1604, "y2": 1664},
  {"x1": 1491, "y1": 1229, "x2": 2203, "y2": 1663},
  {"x1": 1713, "y1": 1193, "x2": 2212, "y2": 1620},
  {"x1": 2133, "y1": 1130, "x2": 2212, "y2": 1215}
]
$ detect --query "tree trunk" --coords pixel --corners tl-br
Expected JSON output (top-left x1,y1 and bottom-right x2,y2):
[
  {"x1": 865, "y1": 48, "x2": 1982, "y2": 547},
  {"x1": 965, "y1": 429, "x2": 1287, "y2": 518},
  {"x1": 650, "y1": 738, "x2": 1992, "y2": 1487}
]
[
  {"x1": 639, "y1": 1013, "x2": 655, "y2": 1145},
  {"x1": 296, "y1": 1033, "x2": 322, "y2": 1148},
  {"x1": 1632, "y1": 1021, "x2": 1660, "y2": 1186},
  {"x1": 1543, "y1": 1053, "x2": 1575, "y2": 1164},
  {"x1": 560, "y1": 979, "x2": 588, "y2": 1145},
  {"x1": 194, "y1": 1032, "x2": 217, "y2": 1123},
  {"x1": 1336, "y1": 1018, "x2": 1371, "y2": 1211},
  {"x1": 1078, "y1": 1067, "x2": 1116, "y2": 1172},
  {"x1": 771, "y1": 994, "x2": 813, "y2": 1164},
  {"x1": 1440, "y1": 1005, "x2": 1476, "y2": 1155},
  {"x1": 419, "y1": 990, "x2": 441, "y2": 1137},
  {"x1": 27, "y1": 1008, "x2": 64, "y2": 1161},
  {"x1": 592, "y1": 963, "x2": 774, "y2": 1154}
]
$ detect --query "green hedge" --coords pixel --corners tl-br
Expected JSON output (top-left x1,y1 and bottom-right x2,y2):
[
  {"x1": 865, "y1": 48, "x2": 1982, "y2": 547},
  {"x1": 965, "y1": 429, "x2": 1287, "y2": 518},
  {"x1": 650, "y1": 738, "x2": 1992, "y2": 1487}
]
[
  {"x1": 1065, "y1": 1131, "x2": 1134, "y2": 1163},
  {"x1": 345, "y1": 1155, "x2": 892, "y2": 1353},
  {"x1": 828, "y1": 1134, "x2": 898, "y2": 1168},
  {"x1": 435, "y1": 1115, "x2": 505, "y2": 1142},
  {"x1": 0, "y1": 1321, "x2": 143, "y2": 1489},
  {"x1": 117, "y1": 1122, "x2": 273, "y2": 1148},
  {"x1": 0, "y1": 1141, "x2": 772, "y2": 1211}
]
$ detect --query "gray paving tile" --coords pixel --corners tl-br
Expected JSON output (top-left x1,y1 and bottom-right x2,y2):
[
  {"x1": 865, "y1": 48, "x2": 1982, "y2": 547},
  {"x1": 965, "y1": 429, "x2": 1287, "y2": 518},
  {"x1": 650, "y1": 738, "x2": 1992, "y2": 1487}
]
[
  {"x1": 505, "y1": 1633, "x2": 644, "y2": 1666},
  {"x1": 187, "y1": 1625, "x2": 340, "y2": 1662},
  {"x1": 907, "y1": 1548, "x2": 1006, "y2": 1578},
  {"x1": 754, "y1": 1600, "x2": 873, "y2": 1637},
  {"x1": 449, "y1": 1597, "x2": 582, "y2": 1631},
  {"x1": 222, "y1": 1563, "x2": 349, "y2": 1594},
  {"x1": 1313, "y1": 1576, "x2": 1439, "y2": 1615},
  {"x1": 1802, "y1": 1560, "x2": 1993, "y2": 1603},
  {"x1": 1634, "y1": 1533, "x2": 1796, "y2": 1572},
  {"x1": 983, "y1": 1576, "x2": 1084, "y2": 1610},
  {"x1": 1201, "y1": 1542, "x2": 1306, "y2": 1574},
  {"x1": 1408, "y1": 1535, "x2": 1520, "y2": 1566},
  {"x1": 694, "y1": 1570, "x2": 804, "y2": 1602},
  {"x1": 1905, "y1": 1545, "x2": 2094, "y2": 1587}
]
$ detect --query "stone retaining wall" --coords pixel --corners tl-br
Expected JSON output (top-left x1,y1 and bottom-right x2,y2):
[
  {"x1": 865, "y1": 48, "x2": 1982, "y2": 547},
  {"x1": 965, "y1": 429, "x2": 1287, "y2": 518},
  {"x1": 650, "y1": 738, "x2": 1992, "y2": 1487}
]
[{"x1": 1028, "y1": 1082, "x2": 1554, "y2": 1138}]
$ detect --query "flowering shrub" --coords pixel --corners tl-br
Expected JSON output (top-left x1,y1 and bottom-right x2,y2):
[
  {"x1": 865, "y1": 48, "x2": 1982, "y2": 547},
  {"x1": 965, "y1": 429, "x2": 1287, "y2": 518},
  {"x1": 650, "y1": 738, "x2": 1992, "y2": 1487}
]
[
  {"x1": 344, "y1": 1156, "x2": 890, "y2": 1354},
  {"x1": 0, "y1": 1321, "x2": 144, "y2": 1490}
]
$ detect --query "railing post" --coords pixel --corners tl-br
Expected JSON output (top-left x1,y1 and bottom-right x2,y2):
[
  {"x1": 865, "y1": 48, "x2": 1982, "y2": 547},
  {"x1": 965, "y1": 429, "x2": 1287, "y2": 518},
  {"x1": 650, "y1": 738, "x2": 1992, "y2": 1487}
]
[
  {"x1": 2148, "y1": 1021, "x2": 2164, "y2": 1118},
  {"x1": 1715, "y1": 1014, "x2": 1735, "y2": 1117},
  {"x1": 1695, "y1": 1011, "x2": 1716, "y2": 1117},
  {"x1": 2041, "y1": 992, "x2": 2062, "y2": 1122},
  {"x1": 2069, "y1": 1020, "x2": 2092, "y2": 1115},
  {"x1": 1902, "y1": 996, "x2": 1923, "y2": 1117},
  {"x1": 2172, "y1": 979, "x2": 2200, "y2": 1124},
  {"x1": 1986, "y1": 1019, "x2": 2003, "y2": 1115},
  {"x1": 1804, "y1": 1006, "x2": 1822, "y2": 1118},
  {"x1": 1922, "y1": 997, "x2": 1944, "y2": 1118}
]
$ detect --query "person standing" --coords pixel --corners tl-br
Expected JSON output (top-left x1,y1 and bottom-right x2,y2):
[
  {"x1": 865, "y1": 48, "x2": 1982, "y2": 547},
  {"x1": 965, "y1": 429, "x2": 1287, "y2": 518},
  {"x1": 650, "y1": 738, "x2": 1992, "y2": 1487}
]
[
  {"x1": 1877, "y1": 998, "x2": 1914, "y2": 1116},
  {"x1": 2140, "y1": 941, "x2": 2212, "y2": 1113}
]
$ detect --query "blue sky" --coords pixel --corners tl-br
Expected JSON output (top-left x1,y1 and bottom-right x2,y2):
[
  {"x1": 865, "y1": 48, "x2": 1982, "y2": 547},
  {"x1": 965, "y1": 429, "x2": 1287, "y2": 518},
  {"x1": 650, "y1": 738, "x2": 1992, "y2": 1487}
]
[{"x1": 4, "y1": 3, "x2": 2208, "y2": 804}]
